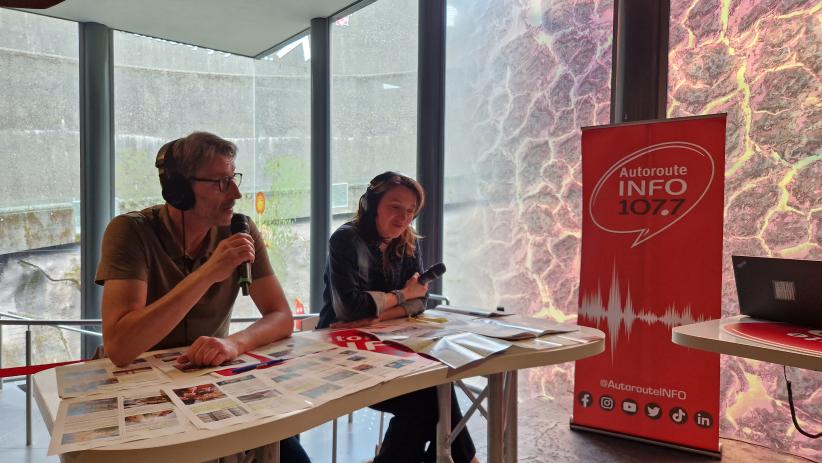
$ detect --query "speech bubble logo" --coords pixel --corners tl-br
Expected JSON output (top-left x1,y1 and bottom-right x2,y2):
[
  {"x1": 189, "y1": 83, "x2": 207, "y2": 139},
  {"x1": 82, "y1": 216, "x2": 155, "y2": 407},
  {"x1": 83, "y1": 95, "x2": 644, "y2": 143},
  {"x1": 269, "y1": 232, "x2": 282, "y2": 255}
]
[{"x1": 589, "y1": 141, "x2": 715, "y2": 247}]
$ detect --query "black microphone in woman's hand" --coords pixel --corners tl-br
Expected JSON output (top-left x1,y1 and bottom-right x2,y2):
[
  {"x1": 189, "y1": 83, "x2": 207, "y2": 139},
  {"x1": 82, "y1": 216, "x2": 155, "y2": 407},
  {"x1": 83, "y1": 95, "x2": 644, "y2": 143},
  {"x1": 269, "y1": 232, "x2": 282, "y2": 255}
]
[
  {"x1": 230, "y1": 213, "x2": 252, "y2": 296},
  {"x1": 418, "y1": 263, "x2": 446, "y2": 285}
]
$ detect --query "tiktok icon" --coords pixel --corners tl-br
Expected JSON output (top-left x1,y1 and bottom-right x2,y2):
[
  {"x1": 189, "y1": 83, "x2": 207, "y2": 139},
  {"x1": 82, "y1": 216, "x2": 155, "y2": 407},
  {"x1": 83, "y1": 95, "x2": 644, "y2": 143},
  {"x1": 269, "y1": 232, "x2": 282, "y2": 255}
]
[{"x1": 670, "y1": 406, "x2": 688, "y2": 425}]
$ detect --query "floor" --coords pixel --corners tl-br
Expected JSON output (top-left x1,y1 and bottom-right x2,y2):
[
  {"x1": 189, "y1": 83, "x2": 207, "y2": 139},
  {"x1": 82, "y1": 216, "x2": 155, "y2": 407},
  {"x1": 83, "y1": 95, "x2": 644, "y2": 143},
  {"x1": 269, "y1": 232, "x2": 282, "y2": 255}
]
[{"x1": 0, "y1": 377, "x2": 815, "y2": 463}]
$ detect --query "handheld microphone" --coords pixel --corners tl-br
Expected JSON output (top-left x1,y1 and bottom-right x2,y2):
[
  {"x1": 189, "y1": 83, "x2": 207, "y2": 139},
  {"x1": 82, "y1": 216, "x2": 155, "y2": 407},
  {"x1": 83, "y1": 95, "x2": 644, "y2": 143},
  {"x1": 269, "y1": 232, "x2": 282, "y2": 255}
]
[
  {"x1": 418, "y1": 262, "x2": 446, "y2": 285},
  {"x1": 230, "y1": 214, "x2": 252, "y2": 296}
]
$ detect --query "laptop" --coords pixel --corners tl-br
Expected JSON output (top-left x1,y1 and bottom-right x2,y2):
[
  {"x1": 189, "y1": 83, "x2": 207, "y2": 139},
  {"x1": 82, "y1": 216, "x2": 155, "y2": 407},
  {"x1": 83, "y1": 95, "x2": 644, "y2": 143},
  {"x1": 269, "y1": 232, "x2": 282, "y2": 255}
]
[{"x1": 732, "y1": 255, "x2": 822, "y2": 329}]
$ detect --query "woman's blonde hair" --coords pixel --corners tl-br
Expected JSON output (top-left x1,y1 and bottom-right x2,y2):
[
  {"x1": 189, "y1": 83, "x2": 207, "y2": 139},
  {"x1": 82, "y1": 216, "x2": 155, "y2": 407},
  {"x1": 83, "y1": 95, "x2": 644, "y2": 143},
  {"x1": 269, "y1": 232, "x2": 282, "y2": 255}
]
[{"x1": 352, "y1": 171, "x2": 425, "y2": 260}]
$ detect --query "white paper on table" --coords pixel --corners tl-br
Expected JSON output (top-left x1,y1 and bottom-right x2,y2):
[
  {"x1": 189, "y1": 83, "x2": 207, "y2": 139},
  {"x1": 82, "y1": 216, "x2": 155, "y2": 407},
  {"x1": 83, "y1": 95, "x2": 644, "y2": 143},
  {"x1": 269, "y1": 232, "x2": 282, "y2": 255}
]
[
  {"x1": 145, "y1": 348, "x2": 260, "y2": 380},
  {"x1": 413, "y1": 332, "x2": 511, "y2": 369},
  {"x1": 48, "y1": 387, "x2": 189, "y2": 455},
  {"x1": 258, "y1": 356, "x2": 378, "y2": 404},
  {"x1": 163, "y1": 371, "x2": 313, "y2": 430},
  {"x1": 313, "y1": 346, "x2": 439, "y2": 378},
  {"x1": 56, "y1": 357, "x2": 167, "y2": 398},
  {"x1": 465, "y1": 315, "x2": 579, "y2": 340},
  {"x1": 419, "y1": 313, "x2": 578, "y2": 341},
  {"x1": 210, "y1": 373, "x2": 312, "y2": 418},
  {"x1": 48, "y1": 395, "x2": 121, "y2": 454},
  {"x1": 164, "y1": 377, "x2": 256, "y2": 430},
  {"x1": 358, "y1": 317, "x2": 512, "y2": 369},
  {"x1": 358, "y1": 321, "x2": 451, "y2": 342},
  {"x1": 120, "y1": 388, "x2": 192, "y2": 437},
  {"x1": 433, "y1": 305, "x2": 514, "y2": 317},
  {"x1": 255, "y1": 349, "x2": 438, "y2": 406},
  {"x1": 419, "y1": 309, "x2": 481, "y2": 324},
  {"x1": 251, "y1": 335, "x2": 334, "y2": 361},
  {"x1": 279, "y1": 365, "x2": 381, "y2": 401}
]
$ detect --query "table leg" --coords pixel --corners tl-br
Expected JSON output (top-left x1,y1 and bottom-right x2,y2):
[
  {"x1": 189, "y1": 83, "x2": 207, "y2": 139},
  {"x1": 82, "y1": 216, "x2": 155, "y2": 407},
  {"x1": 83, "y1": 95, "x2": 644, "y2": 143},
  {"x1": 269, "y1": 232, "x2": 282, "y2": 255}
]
[
  {"x1": 0, "y1": 315, "x2": 4, "y2": 391},
  {"x1": 436, "y1": 383, "x2": 453, "y2": 463},
  {"x1": 26, "y1": 327, "x2": 32, "y2": 446},
  {"x1": 487, "y1": 373, "x2": 504, "y2": 463},
  {"x1": 503, "y1": 371, "x2": 517, "y2": 463},
  {"x1": 332, "y1": 418, "x2": 338, "y2": 463}
]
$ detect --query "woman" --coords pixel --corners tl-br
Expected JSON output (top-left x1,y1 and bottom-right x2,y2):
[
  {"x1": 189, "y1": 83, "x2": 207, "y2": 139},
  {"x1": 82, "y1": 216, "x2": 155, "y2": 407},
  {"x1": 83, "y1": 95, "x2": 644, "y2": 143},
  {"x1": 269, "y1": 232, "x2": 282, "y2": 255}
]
[{"x1": 317, "y1": 171, "x2": 478, "y2": 463}]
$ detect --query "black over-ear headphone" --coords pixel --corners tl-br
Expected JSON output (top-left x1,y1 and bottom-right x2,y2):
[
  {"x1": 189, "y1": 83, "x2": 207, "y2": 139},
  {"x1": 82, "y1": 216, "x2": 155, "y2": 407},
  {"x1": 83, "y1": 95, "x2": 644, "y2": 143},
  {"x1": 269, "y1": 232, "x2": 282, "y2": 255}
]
[
  {"x1": 359, "y1": 171, "x2": 400, "y2": 213},
  {"x1": 155, "y1": 138, "x2": 196, "y2": 211}
]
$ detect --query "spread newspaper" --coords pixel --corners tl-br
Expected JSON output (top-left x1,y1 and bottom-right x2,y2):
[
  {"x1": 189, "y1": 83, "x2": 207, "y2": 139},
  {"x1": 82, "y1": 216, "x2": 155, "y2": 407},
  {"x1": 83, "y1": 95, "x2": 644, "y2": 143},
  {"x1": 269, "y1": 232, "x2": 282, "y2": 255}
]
[
  {"x1": 160, "y1": 346, "x2": 437, "y2": 430},
  {"x1": 164, "y1": 372, "x2": 312, "y2": 430},
  {"x1": 48, "y1": 388, "x2": 191, "y2": 455},
  {"x1": 358, "y1": 313, "x2": 579, "y2": 368},
  {"x1": 425, "y1": 311, "x2": 579, "y2": 340},
  {"x1": 55, "y1": 349, "x2": 265, "y2": 398},
  {"x1": 359, "y1": 321, "x2": 512, "y2": 369},
  {"x1": 251, "y1": 335, "x2": 335, "y2": 361},
  {"x1": 257, "y1": 347, "x2": 437, "y2": 404},
  {"x1": 56, "y1": 357, "x2": 168, "y2": 398},
  {"x1": 47, "y1": 316, "x2": 580, "y2": 455},
  {"x1": 144, "y1": 348, "x2": 261, "y2": 380},
  {"x1": 48, "y1": 337, "x2": 439, "y2": 455}
]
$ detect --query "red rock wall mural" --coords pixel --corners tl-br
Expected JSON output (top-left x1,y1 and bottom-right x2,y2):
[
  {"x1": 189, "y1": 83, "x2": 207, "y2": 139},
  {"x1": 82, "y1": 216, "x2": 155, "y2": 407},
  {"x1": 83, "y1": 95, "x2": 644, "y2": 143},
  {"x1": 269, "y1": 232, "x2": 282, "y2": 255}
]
[
  {"x1": 669, "y1": 1, "x2": 821, "y2": 459},
  {"x1": 445, "y1": 0, "x2": 819, "y2": 460},
  {"x1": 443, "y1": 0, "x2": 613, "y2": 419}
]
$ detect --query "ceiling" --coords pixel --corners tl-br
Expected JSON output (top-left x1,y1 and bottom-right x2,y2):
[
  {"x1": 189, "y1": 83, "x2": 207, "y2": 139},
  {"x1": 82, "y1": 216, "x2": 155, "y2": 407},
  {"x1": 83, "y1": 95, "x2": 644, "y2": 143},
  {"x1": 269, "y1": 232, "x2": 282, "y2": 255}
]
[{"x1": 19, "y1": 0, "x2": 363, "y2": 58}]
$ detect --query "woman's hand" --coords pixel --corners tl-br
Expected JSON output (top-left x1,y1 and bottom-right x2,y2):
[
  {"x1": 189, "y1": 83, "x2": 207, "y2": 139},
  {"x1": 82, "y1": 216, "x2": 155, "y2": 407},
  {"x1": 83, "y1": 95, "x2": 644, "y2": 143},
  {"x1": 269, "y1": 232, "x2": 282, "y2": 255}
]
[
  {"x1": 330, "y1": 318, "x2": 378, "y2": 329},
  {"x1": 402, "y1": 272, "x2": 429, "y2": 300}
]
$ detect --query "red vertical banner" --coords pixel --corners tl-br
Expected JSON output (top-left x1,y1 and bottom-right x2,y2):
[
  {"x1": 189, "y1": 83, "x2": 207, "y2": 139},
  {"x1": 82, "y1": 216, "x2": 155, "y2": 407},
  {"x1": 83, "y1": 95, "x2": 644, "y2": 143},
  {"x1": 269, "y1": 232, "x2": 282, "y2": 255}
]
[{"x1": 572, "y1": 115, "x2": 725, "y2": 454}]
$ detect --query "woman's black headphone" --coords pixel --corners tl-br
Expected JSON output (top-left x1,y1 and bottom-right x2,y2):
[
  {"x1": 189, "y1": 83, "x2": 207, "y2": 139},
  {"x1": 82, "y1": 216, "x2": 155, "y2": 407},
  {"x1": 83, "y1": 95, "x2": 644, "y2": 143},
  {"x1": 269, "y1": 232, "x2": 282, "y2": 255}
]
[
  {"x1": 359, "y1": 171, "x2": 401, "y2": 214},
  {"x1": 155, "y1": 138, "x2": 196, "y2": 211}
]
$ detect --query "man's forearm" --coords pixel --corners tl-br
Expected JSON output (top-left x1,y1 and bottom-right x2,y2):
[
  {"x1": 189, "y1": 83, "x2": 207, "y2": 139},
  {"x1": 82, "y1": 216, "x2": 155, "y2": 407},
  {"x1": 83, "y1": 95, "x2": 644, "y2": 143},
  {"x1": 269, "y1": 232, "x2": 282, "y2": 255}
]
[
  {"x1": 227, "y1": 309, "x2": 294, "y2": 354},
  {"x1": 105, "y1": 270, "x2": 215, "y2": 366}
]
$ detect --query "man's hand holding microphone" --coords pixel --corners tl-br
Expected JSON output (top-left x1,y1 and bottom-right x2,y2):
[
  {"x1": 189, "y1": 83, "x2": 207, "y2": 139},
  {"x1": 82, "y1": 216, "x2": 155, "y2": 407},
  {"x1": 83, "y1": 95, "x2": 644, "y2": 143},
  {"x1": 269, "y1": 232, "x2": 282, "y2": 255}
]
[{"x1": 181, "y1": 214, "x2": 255, "y2": 365}]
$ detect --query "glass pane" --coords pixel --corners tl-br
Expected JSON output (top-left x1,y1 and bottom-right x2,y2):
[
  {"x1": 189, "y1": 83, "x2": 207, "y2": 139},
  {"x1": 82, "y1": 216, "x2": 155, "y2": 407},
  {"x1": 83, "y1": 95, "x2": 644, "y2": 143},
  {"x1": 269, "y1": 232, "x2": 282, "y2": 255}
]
[
  {"x1": 331, "y1": 0, "x2": 419, "y2": 231},
  {"x1": 254, "y1": 41, "x2": 312, "y2": 314},
  {"x1": 113, "y1": 32, "x2": 311, "y2": 319},
  {"x1": 669, "y1": 2, "x2": 821, "y2": 458},
  {"x1": 443, "y1": 0, "x2": 614, "y2": 399},
  {"x1": 0, "y1": 9, "x2": 81, "y2": 366},
  {"x1": 113, "y1": 32, "x2": 254, "y2": 215}
]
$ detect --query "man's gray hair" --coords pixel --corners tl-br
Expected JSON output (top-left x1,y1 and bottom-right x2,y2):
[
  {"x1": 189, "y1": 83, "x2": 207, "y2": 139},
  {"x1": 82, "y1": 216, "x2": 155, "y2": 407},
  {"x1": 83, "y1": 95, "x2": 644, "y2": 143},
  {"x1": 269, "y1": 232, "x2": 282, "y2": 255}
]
[{"x1": 173, "y1": 131, "x2": 237, "y2": 177}]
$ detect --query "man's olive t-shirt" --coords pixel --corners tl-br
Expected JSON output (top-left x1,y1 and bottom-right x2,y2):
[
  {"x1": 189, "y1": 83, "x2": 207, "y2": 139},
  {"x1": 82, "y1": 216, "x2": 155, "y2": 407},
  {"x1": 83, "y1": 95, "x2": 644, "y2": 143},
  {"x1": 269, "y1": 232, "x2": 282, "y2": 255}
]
[{"x1": 95, "y1": 205, "x2": 274, "y2": 350}]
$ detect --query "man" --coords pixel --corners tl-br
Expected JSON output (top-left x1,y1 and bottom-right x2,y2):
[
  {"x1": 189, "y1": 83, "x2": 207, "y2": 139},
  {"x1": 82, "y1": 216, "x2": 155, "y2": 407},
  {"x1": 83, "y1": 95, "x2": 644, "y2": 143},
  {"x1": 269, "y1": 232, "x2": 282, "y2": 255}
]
[{"x1": 96, "y1": 131, "x2": 309, "y2": 461}]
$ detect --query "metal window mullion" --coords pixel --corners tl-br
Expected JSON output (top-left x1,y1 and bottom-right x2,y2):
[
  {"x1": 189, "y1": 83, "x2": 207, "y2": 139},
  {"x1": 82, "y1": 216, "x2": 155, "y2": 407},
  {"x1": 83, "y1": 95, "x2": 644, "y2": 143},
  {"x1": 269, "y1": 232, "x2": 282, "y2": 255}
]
[
  {"x1": 310, "y1": 18, "x2": 331, "y2": 313},
  {"x1": 79, "y1": 22, "x2": 114, "y2": 357},
  {"x1": 416, "y1": 0, "x2": 447, "y2": 294},
  {"x1": 610, "y1": 0, "x2": 670, "y2": 123}
]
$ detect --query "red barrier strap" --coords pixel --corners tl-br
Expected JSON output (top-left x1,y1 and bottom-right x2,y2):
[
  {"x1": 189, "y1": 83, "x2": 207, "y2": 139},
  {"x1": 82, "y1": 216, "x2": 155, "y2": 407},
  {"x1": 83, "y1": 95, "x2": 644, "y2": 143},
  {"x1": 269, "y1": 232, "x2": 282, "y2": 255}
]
[{"x1": 0, "y1": 359, "x2": 86, "y2": 378}]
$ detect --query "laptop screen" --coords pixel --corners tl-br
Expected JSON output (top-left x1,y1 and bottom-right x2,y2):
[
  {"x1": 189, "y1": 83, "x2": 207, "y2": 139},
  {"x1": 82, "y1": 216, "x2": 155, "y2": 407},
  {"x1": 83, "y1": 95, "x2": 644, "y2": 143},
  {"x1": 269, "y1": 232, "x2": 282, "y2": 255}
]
[{"x1": 732, "y1": 256, "x2": 822, "y2": 329}]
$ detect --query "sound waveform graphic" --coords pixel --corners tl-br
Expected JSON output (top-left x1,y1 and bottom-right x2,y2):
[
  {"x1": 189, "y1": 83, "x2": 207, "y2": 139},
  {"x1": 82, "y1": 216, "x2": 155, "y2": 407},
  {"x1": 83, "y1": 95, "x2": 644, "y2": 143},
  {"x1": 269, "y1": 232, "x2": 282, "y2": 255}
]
[{"x1": 579, "y1": 265, "x2": 705, "y2": 358}]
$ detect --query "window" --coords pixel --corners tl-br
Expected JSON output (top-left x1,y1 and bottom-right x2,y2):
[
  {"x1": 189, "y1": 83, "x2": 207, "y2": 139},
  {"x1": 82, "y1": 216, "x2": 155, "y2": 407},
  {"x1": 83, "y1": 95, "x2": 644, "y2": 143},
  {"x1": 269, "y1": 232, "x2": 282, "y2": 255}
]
[
  {"x1": 0, "y1": 9, "x2": 81, "y2": 365},
  {"x1": 253, "y1": 41, "x2": 312, "y2": 312},
  {"x1": 113, "y1": 32, "x2": 311, "y2": 318},
  {"x1": 330, "y1": 0, "x2": 419, "y2": 231},
  {"x1": 113, "y1": 32, "x2": 255, "y2": 215},
  {"x1": 669, "y1": 2, "x2": 821, "y2": 457}
]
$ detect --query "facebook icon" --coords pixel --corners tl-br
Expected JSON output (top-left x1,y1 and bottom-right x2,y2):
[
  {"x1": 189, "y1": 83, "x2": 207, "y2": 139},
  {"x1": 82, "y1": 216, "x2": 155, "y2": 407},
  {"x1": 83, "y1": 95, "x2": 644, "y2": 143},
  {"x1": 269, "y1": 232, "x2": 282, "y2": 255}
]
[{"x1": 578, "y1": 391, "x2": 593, "y2": 408}]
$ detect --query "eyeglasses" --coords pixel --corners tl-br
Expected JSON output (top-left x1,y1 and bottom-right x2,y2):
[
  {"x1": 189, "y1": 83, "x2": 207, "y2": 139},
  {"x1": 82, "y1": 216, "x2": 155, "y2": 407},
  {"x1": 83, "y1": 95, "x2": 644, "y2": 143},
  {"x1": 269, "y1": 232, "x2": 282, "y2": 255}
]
[{"x1": 189, "y1": 173, "x2": 243, "y2": 192}]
